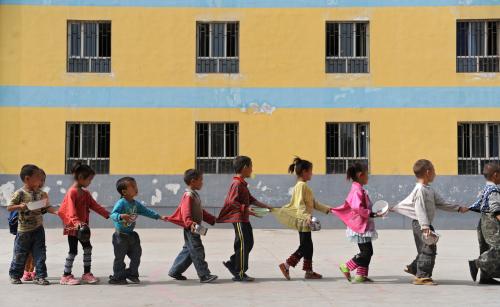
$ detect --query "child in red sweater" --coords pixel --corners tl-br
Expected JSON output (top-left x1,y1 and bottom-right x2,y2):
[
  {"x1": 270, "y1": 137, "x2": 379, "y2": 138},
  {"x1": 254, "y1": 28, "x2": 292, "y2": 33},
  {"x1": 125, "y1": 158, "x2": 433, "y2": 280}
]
[
  {"x1": 57, "y1": 162, "x2": 110, "y2": 285},
  {"x1": 167, "y1": 169, "x2": 217, "y2": 283}
]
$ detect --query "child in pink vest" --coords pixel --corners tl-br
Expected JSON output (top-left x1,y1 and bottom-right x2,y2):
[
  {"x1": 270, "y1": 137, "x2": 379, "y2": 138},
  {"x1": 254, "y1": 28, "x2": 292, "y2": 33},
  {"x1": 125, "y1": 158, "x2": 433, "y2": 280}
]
[{"x1": 331, "y1": 162, "x2": 382, "y2": 283}]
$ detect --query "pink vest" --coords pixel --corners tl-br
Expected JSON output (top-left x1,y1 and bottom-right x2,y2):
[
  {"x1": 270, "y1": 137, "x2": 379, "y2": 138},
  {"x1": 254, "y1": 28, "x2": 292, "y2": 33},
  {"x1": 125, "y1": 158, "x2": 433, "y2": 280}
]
[{"x1": 331, "y1": 182, "x2": 373, "y2": 234}]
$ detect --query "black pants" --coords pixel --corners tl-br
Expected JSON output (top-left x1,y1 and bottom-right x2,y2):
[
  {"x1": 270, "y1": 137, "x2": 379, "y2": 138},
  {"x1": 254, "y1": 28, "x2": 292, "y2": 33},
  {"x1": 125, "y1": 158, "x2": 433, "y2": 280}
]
[
  {"x1": 227, "y1": 222, "x2": 254, "y2": 278},
  {"x1": 408, "y1": 220, "x2": 437, "y2": 278},
  {"x1": 64, "y1": 235, "x2": 92, "y2": 275},
  {"x1": 294, "y1": 231, "x2": 313, "y2": 261},
  {"x1": 112, "y1": 231, "x2": 142, "y2": 280},
  {"x1": 352, "y1": 242, "x2": 373, "y2": 267}
]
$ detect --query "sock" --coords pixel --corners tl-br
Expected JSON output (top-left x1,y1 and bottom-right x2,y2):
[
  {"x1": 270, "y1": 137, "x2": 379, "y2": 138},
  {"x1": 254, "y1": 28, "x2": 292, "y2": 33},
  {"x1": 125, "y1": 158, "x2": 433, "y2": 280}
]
[
  {"x1": 64, "y1": 253, "x2": 76, "y2": 276},
  {"x1": 346, "y1": 259, "x2": 359, "y2": 271},
  {"x1": 284, "y1": 262, "x2": 290, "y2": 269},
  {"x1": 357, "y1": 266, "x2": 368, "y2": 277},
  {"x1": 286, "y1": 252, "x2": 301, "y2": 268}
]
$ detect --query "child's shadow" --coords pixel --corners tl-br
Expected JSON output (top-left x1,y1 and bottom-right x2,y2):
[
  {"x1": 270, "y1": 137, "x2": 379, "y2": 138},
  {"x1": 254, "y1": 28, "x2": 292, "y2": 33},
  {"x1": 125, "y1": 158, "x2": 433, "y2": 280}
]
[
  {"x1": 368, "y1": 275, "x2": 479, "y2": 287},
  {"x1": 138, "y1": 276, "x2": 343, "y2": 286}
]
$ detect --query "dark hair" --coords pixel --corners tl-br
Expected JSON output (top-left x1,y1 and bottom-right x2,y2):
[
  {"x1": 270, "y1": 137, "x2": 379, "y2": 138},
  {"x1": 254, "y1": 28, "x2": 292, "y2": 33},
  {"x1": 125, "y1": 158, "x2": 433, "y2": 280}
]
[
  {"x1": 233, "y1": 156, "x2": 252, "y2": 174},
  {"x1": 20, "y1": 164, "x2": 41, "y2": 181},
  {"x1": 184, "y1": 169, "x2": 203, "y2": 185},
  {"x1": 346, "y1": 162, "x2": 368, "y2": 182},
  {"x1": 71, "y1": 162, "x2": 95, "y2": 180},
  {"x1": 116, "y1": 177, "x2": 136, "y2": 196},
  {"x1": 413, "y1": 159, "x2": 434, "y2": 178},
  {"x1": 483, "y1": 162, "x2": 500, "y2": 180},
  {"x1": 288, "y1": 157, "x2": 313, "y2": 176}
]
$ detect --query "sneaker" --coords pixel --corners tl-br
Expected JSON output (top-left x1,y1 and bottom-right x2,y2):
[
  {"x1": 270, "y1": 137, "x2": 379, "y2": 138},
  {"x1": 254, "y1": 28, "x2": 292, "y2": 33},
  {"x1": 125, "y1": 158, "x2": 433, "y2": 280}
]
[
  {"x1": 468, "y1": 260, "x2": 479, "y2": 282},
  {"x1": 30, "y1": 272, "x2": 36, "y2": 280},
  {"x1": 60, "y1": 274, "x2": 80, "y2": 285},
  {"x1": 126, "y1": 276, "x2": 141, "y2": 284},
  {"x1": 232, "y1": 274, "x2": 255, "y2": 282},
  {"x1": 305, "y1": 271, "x2": 323, "y2": 279},
  {"x1": 200, "y1": 274, "x2": 218, "y2": 283},
  {"x1": 352, "y1": 276, "x2": 374, "y2": 283},
  {"x1": 223, "y1": 261, "x2": 237, "y2": 277},
  {"x1": 108, "y1": 275, "x2": 128, "y2": 285},
  {"x1": 35, "y1": 277, "x2": 50, "y2": 285},
  {"x1": 10, "y1": 277, "x2": 22, "y2": 284},
  {"x1": 22, "y1": 271, "x2": 33, "y2": 282},
  {"x1": 81, "y1": 273, "x2": 99, "y2": 284},
  {"x1": 168, "y1": 273, "x2": 187, "y2": 280},
  {"x1": 339, "y1": 264, "x2": 352, "y2": 282},
  {"x1": 413, "y1": 277, "x2": 437, "y2": 285},
  {"x1": 279, "y1": 263, "x2": 291, "y2": 280}
]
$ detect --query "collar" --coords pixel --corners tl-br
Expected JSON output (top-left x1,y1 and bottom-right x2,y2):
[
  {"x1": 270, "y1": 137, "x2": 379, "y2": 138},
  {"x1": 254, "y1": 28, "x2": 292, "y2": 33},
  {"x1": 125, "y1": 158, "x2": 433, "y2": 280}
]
[
  {"x1": 233, "y1": 176, "x2": 248, "y2": 186},
  {"x1": 186, "y1": 187, "x2": 200, "y2": 197},
  {"x1": 351, "y1": 181, "x2": 363, "y2": 189},
  {"x1": 486, "y1": 181, "x2": 496, "y2": 186}
]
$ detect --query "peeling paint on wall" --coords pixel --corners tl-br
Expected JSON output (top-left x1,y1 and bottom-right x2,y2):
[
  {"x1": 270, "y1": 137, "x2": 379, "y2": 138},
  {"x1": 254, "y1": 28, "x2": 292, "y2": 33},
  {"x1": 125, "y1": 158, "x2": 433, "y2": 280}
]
[
  {"x1": 151, "y1": 188, "x2": 162, "y2": 206},
  {"x1": 0, "y1": 181, "x2": 15, "y2": 206},
  {"x1": 165, "y1": 183, "x2": 181, "y2": 195}
]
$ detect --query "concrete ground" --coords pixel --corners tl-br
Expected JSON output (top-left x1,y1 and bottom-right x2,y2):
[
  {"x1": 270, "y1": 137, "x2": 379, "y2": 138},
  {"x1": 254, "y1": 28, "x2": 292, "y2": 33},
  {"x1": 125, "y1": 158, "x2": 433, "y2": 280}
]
[{"x1": 0, "y1": 228, "x2": 497, "y2": 307}]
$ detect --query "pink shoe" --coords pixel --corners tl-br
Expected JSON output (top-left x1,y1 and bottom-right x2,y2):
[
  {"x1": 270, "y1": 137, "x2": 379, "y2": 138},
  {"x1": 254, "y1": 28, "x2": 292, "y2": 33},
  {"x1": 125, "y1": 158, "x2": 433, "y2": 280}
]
[
  {"x1": 30, "y1": 272, "x2": 36, "y2": 280},
  {"x1": 22, "y1": 271, "x2": 33, "y2": 282},
  {"x1": 81, "y1": 273, "x2": 100, "y2": 284},
  {"x1": 60, "y1": 274, "x2": 81, "y2": 285}
]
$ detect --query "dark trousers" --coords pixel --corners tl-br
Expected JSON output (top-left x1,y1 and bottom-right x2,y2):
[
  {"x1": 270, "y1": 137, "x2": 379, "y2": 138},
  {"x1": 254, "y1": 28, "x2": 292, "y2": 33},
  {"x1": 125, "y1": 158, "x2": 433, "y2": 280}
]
[
  {"x1": 352, "y1": 242, "x2": 373, "y2": 267},
  {"x1": 407, "y1": 220, "x2": 437, "y2": 278},
  {"x1": 9, "y1": 226, "x2": 47, "y2": 279},
  {"x1": 476, "y1": 214, "x2": 500, "y2": 278},
  {"x1": 112, "y1": 231, "x2": 142, "y2": 280},
  {"x1": 169, "y1": 229, "x2": 210, "y2": 278},
  {"x1": 294, "y1": 231, "x2": 314, "y2": 261},
  {"x1": 227, "y1": 222, "x2": 254, "y2": 278},
  {"x1": 64, "y1": 235, "x2": 93, "y2": 275}
]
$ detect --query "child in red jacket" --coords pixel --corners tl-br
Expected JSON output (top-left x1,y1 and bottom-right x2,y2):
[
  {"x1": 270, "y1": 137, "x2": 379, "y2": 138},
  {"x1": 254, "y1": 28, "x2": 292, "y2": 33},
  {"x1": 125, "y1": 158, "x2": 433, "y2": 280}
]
[
  {"x1": 57, "y1": 162, "x2": 110, "y2": 285},
  {"x1": 168, "y1": 169, "x2": 217, "y2": 283}
]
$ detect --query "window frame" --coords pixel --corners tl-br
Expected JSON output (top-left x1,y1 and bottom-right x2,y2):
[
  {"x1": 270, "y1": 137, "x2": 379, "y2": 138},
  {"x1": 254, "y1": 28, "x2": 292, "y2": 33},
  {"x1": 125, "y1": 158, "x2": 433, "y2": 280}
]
[
  {"x1": 458, "y1": 122, "x2": 500, "y2": 175},
  {"x1": 195, "y1": 122, "x2": 239, "y2": 174}
]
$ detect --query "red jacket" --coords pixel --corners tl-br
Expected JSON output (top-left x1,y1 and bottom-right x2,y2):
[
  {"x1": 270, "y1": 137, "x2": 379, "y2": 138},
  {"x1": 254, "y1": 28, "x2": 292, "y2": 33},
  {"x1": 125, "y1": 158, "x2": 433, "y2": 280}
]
[
  {"x1": 217, "y1": 177, "x2": 257, "y2": 223},
  {"x1": 58, "y1": 186, "x2": 110, "y2": 236},
  {"x1": 168, "y1": 190, "x2": 216, "y2": 228}
]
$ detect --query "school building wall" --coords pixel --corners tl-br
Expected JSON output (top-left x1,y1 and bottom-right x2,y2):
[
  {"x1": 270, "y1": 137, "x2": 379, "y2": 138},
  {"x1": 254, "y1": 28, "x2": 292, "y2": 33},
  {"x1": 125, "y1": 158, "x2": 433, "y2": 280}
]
[{"x1": 1, "y1": 1, "x2": 499, "y2": 229}]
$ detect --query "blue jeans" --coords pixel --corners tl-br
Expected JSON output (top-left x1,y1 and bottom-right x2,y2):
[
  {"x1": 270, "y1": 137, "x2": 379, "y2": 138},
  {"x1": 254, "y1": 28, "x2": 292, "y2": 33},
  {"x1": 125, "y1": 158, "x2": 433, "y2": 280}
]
[
  {"x1": 169, "y1": 229, "x2": 210, "y2": 278},
  {"x1": 112, "y1": 231, "x2": 142, "y2": 280},
  {"x1": 9, "y1": 226, "x2": 47, "y2": 279}
]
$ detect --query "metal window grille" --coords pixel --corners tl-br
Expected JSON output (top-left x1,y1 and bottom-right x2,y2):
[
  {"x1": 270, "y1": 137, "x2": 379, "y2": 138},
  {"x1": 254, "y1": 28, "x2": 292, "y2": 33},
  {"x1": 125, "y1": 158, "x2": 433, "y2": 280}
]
[
  {"x1": 65, "y1": 122, "x2": 110, "y2": 174},
  {"x1": 457, "y1": 20, "x2": 500, "y2": 72},
  {"x1": 326, "y1": 123, "x2": 369, "y2": 174},
  {"x1": 326, "y1": 22, "x2": 369, "y2": 73},
  {"x1": 67, "y1": 21, "x2": 111, "y2": 73},
  {"x1": 195, "y1": 122, "x2": 238, "y2": 173},
  {"x1": 196, "y1": 22, "x2": 239, "y2": 73},
  {"x1": 458, "y1": 123, "x2": 500, "y2": 175}
]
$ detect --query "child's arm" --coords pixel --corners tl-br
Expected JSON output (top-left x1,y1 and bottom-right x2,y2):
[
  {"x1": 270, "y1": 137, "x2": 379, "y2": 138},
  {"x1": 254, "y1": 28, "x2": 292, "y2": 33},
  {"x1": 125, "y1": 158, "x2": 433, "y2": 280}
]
[
  {"x1": 7, "y1": 190, "x2": 27, "y2": 212},
  {"x1": 41, "y1": 192, "x2": 57, "y2": 215},
  {"x1": 180, "y1": 194, "x2": 196, "y2": 230},
  {"x1": 434, "y1": 191, "x2": 467, "y2": 213},
  {"x1": 64, "y1": 189, "x2": 83, "y2": 226},
  {"x1": 349, "y1": 190, "x2": 371, "y2": 219},
  {"x1": 110, "y1": 201, "x2": 126, "y2": 222},
  {"x1": 488, "y1": 191, "x2": 500, "y2": 221},
  {"x1": 313, "y1": 200, "x2": 331, "y2": 214},
  {"x1": 136, "y1": 201, "x2": 163, "y2": 220},
  {"x1": 202, "y1": 209, "x2": 216, "y2": 225},
  {"x1": 249, "y1": 193, "x2": 272, "y2": 209},
  {"x1": 414, "y1": 189, "x2": 431, "y2": 231},
  {"x1": 88, "y1": 192, "x2": 110, "y2": 219}
]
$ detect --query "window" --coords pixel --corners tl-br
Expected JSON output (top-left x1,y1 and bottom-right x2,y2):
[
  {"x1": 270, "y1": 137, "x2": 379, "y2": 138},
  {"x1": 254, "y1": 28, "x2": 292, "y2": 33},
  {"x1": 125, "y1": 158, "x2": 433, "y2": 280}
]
[
  {"x1": 326, "y1": 22, "x2": 369, "y2": 73},
  {"x1": 67, "y1": 21, "x2": 111, "y2": 73},
  {"x1": 196, "y1": 22, "x2": 239, "y2": 73},
  {"x1": 458, "y1": 123, "x2": 500, "y2": 175},
  {"x1": 66, "y1": 122, "x2": 110, "y2": 174},
  {"x1": 457, "y1": 20, "x2": 499, "y2": 72},
  {"x1": 326, "y1": 123, "x2": 369, "y2": 174},
  {"x1": 196, "y1": 123, "x2": 238, "y2": 173}
]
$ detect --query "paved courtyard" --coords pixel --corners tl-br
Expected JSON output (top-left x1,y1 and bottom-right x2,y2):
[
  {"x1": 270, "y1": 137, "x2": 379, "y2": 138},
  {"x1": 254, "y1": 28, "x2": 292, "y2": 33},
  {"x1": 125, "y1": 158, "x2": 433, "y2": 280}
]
[{"x1": 0, "y1": 228, "x2": 498, "y2": 307}]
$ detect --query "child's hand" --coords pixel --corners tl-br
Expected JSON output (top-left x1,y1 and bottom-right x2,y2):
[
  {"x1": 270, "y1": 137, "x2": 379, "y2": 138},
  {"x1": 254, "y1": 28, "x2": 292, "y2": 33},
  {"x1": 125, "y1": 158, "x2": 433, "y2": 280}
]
[
  {"x1": 120, "y1": 214, "x2": 134, "y2": 222},
  {"x1": 422, "y1": 228, "x2": 431, "y2": 235},
  {"x1": 160, "y1": 215, "x2": 169, "y2": 222},
  {"x1": 18, "y1": 203, "x2": 28, "y2": 210},
  {"x1": 458, "y1": 207, "x2": 469, "y2": 213},
  {"x1": 190, "y1": 222, "x2": 198, "y2": 233},
  {"x1": 305, "y1": 216, "x2": 312, "y2": 226},
  {"x1": 496, "y1": 215, "x2": 500, "y2": 222}
]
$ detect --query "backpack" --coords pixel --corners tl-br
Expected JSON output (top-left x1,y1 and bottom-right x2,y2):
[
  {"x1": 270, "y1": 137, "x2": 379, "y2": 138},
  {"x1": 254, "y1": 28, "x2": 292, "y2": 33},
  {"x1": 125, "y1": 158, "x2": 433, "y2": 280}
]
[{"x1": 8, "y1": 210, "x2": 18, "y2": 235}]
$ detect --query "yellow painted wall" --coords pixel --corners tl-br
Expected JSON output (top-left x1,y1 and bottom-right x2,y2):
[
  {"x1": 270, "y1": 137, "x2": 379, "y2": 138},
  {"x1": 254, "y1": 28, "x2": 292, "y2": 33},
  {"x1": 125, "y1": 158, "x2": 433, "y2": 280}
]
[
  {"x1": 1, "y1": 5, "x2": 500, "y2": 87},
  {"x1": 1, "y1": 107, "x2": 499, "y2": 175}
]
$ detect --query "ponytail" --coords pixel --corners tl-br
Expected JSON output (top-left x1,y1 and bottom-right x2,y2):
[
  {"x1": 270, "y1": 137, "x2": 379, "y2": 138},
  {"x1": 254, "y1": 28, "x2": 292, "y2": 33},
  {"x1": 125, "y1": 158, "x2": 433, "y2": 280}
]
[
  {"x1": 288, "y1": 156, "x2": 313, "y2": 176},
  {"x1": 346, "y1": 162, "x2": 368, "y2": 182},
  {"x1": 71, "y1": 162, "x2": 95, "y2": 180}
]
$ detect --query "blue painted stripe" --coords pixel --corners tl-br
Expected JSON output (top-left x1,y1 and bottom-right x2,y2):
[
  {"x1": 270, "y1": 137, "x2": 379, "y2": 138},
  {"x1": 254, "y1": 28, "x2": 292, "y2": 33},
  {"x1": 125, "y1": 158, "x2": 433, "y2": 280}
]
[
  {"x1": 0, "y1": 86, "x2": 499, "y2": 108},
  {"x1": 0, "y1": 0, "x2": 499, "y2": 8}
]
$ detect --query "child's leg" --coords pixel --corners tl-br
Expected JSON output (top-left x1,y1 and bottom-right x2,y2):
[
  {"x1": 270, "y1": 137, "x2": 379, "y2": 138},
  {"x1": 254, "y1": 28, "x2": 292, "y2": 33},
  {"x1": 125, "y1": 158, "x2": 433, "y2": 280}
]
[
  {"x1": 413, "y1": 223, "x2": 437, "y2": 278},
  {"x1": 31, "y1": 227, "x2": 48, "y2": 279},
  {"x1": 300, "y1": 232, "x2": 314, "y2": 272},
  {"x1": 9, "y1": 231, "x2": 32, "y2": 279},
  {"x1": 354, "y1": 242, "x2": 373, "y2": 277},
  {"x1": 24, "y1": 253, "x2": 35, "y2": 273},
  {"x1": 80, "y1": 239, "x2": 93, "y2": 274},
  {"x1": 112, "y1": 232, "x2": 128, "y2": 280},
  {"x1": 169, "y1": 231, "x2": 193, "y2": 277},
  {"x1": 477, "y1": 214, "x2": 500, "y2": 278},
  {"x1": 284, "y1": 232, "x2": 305, "y2": 268},
  {"x1": 407, "y1": 220, "x2": 423, "y2": 275},
  {"x1": 126, "y1": 232, "x2": 142, "y2": 278},
  {"x1": 63, "y1": 235, "x2": 79, "y2": 276},
  {"x1": 185, "y1": 230, "x2": 210, "y2": 278},
  {"x1": 230, "y1": 222, "x2": 253, "y2": 278}
]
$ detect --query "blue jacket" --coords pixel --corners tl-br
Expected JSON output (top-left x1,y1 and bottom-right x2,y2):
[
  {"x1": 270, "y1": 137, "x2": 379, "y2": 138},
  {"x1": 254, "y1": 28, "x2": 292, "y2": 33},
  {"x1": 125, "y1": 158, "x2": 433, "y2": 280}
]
[{"x1": 110, "y1": 198, "x2": 161, "y2": 233}]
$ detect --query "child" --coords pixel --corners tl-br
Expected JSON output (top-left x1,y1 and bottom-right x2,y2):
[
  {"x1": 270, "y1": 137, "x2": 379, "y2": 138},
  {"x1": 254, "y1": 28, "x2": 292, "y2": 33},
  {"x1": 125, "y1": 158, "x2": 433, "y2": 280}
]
[
  {"x1": 109, "y1": 177, "x2": 168, "y2": 284},
  {"x1": 467, "y1": 162, "x2": 500, "y2": 284},
  {"x1": 58, "y1": 162, "x2": 110, "y2": 285},
  {"x1": 333, "y1": 162, "x2": 381, "y2": 283},
  {"x1": 8, "y1": 164, "x2": 56, "y2": 285},
  {"x1": 217, "y1": 156, "x2": 272, "y2": 282},
  {"x1": 392, "y1": 159, "x2": 468, "y2": 285},
  {"x1": 277, "y1": 157, "x2": 331, "y2": 280},
  {"x1": 167, "y1": 169, "x2": 218, "y2": 283}
]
